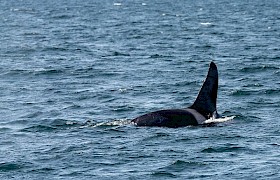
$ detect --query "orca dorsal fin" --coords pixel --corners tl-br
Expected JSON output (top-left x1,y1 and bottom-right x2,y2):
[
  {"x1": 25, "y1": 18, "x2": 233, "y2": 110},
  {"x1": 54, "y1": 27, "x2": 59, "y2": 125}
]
[{"x1": 190, "y1": 62, "x2": 219, "y2": 118}]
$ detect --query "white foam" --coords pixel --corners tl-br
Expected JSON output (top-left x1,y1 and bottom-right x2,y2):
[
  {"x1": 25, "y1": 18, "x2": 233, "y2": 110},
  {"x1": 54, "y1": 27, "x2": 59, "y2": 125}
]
[
  {"x1": 200, "y1": 22, "x2": 212, "y2": 26},
  {"x1": 91, "y1": 119, "x2": 132, "y2": 128},
  {"x1": 113, "y1": 3, "x2": 122, "y2": 6},
  {"x1": 203, "y1": 116, "x2": 235, "y2": 124}
]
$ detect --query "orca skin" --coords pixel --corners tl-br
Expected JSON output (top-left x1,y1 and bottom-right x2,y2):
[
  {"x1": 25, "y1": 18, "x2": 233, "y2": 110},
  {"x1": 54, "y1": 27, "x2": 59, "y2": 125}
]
[{"x1": 132, "y1": 62, "x2": 220, "y2": 128}]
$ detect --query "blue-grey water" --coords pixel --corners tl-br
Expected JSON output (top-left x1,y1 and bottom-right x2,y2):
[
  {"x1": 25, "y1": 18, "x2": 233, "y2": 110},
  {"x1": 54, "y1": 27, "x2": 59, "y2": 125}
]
[{"x1": 1, "y1": 0, "x2": 280, "y2": 179}]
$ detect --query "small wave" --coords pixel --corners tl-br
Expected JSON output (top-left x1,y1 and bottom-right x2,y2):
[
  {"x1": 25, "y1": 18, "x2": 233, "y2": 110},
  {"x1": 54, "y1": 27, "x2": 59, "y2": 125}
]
[
  {"x1": 110, "y1": 105, "x2": 135, "y2": 112},
  {"x1": 244, "y1": 83, "x2": 264, "y2": 88},
  {"x1": 113, "y1": 3, "x2": 122, "y2": 6},
  {"x1": 156, "y1": 160, "x2": 206, "y2": 174},
  {"x1": 231, "y1": 89, "x2": 253, "y2": 96},
  {"x1": 264, "y1": 89, "x2": 280, "y2": 95},
  {"x1": 0, "y1": 162, "x2": 24, "y2": 172},
  {"x1": 20, "y1": 120, "x2": 81, "y2": 132},
  {"x1": 10, "y1": 8, "x2": 36, "y2": 13},
  {"x1": 6, "y1": 69, "x2": 32, "y2": 76},
  {"x1": 29, "y1": 167, "x2": 55, "y2": 173},
  {"x1": 142, "y1": 132, "x2": 171, "y2": 141},
  {"x1": 201, "y1": 145, "x2": 248, "y2": 153},
  {"x1": 34, "y1": 69, "x2": 64, "y2": 75},
  {"x1": 42, "y1": 46, "x2": 68, "y2": 52},
  {"x1": 50, "y1": 119, "x2": 81, "y2": 128},
  {"x1": 170, "y1": 160, "x2": 205, "y2": 168},
  {"x1": 84, "y1": 119, "x2": 132, "y2": 128},
  {"x1": 150, "y1": 54, "x2": 164, "y2": 58},
  {"x1": 51, "y1": 14, "x2": 75, "y2": 19},
  {"x1": 151, "y1": 171, "x2": 176, "y2": 178},
  {"x1": 200, "y1": 22, "x2": 213, "y2": 26},
  {"x1": 231, "y1": 88, "x2": 280, "y2": 96},
  {"x1": 21, "y1": 125, "x2": 57, "y2": 133},
  {"x1": 270, "y1": 143, "x2": 280, "y2": 146},
  {"x1": 6, "y1": 68, "x2": 64, "y2": 76},
  {"x1": 203, "y1": 116, "x2": 235, "y2": 124},
  {"x1": 0, "y1": 127, "x2": 12, "y2": 132},
  {"x1": 241, "y1": 65, "x2": 279, "y2": 73},
  {"x1": 0, "y1": 121, "x2": 28, "y2": 131},
  {"x1": 112, "y1": 51, "x2": 130, "y2": 56},
  {"x1": 149, "y1": 54, "x2": 173, "y2": 59}
]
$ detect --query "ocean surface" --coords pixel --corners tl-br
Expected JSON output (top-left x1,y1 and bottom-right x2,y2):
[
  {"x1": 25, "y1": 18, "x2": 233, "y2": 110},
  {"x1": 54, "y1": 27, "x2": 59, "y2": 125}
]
[{"x1": 1, "y1": 0, "x2": 280, "y2": 179}]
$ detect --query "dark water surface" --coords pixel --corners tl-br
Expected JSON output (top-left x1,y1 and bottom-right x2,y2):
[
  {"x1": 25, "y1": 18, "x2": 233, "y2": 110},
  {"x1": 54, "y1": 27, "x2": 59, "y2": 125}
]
[{"x1": 1, "y1": 0, "x2": 280, "y2": 179}]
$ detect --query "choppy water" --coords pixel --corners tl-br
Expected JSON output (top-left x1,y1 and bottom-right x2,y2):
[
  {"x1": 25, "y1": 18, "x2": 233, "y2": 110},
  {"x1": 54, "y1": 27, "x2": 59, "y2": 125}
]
[{"x1": 1, "y1": 0, "x2": 280, "y2": 179}]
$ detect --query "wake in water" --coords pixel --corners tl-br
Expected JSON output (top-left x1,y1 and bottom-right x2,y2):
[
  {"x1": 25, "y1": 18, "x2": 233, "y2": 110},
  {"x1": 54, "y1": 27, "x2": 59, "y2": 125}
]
[
  {"x1": 82, "y1": 119, "x2": 133, "y2": 128},
  {"x1": 203, "y1": 116, "x2": 235, "y2": 124},
  {"x1": 83, "y1": 116, "x2": 235, "y2": 128}
]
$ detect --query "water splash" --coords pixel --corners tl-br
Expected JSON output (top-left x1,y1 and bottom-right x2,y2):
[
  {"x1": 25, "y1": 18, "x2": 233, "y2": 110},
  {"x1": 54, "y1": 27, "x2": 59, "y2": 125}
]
[
  {"x1": 200, "y1": 22, "x2": 213, "y2": 26},
  {"x1": 83, "y1": 119, "x2": 132, "y2": 128},
  {"x1": 113, "y1": 3, "x2": 122, "y2": 6},
  {"x1": 203, "y1": 116, "x2": 235, "y2": 124}
]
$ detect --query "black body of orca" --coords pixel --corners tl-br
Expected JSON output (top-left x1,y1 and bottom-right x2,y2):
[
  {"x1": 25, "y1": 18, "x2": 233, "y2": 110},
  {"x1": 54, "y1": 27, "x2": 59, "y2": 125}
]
[{"x1": 132, "y1": 62, "x2": 220, "y2": 128}]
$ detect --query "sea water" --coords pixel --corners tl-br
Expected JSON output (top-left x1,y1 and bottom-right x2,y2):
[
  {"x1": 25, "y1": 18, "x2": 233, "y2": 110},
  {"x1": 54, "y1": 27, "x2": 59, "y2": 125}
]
[{"x1": 0, "y1": 0, "x2": 280, "y2": 179}]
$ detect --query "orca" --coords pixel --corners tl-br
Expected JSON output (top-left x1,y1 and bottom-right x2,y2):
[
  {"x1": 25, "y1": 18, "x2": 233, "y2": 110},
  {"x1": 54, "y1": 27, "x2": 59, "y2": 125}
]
[{"x1": 132, "y1": 62, "x2": 221, "y2": 128}]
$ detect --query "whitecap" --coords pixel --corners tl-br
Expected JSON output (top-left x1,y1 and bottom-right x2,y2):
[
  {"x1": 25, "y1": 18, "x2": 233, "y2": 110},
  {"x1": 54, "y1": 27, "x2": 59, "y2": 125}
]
[
  {"x1": 87, "y1": 119, "x2": 132, "y2": 128},
  {"x1": 113, "y1": 3, "x2": 122, "y2": 6},
  {"x1": 203, "y1": 116, "x2": 235, "y2": 124},
  {"x1": 200, "y1": 22, "x2": 212, "y2": 26}
]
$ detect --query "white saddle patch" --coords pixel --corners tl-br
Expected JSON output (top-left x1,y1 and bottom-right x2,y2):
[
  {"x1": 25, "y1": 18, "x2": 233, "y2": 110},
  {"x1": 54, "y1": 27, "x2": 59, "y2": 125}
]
[{"x1": 185, "y1": 108, "x2": 206, "y2": 124}]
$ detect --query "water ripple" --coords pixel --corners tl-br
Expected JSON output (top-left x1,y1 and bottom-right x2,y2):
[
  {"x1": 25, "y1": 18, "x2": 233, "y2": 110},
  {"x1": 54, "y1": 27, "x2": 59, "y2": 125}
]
[
  {"x1": 1, "y1": 0, "x2": 280, "y2": 179},
  {"x1": 201, "y1": 145, "x2": 252, "y2": 154},
  {"x1": 0, "y1": 162, "x2": 27, "y2": 172}
]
